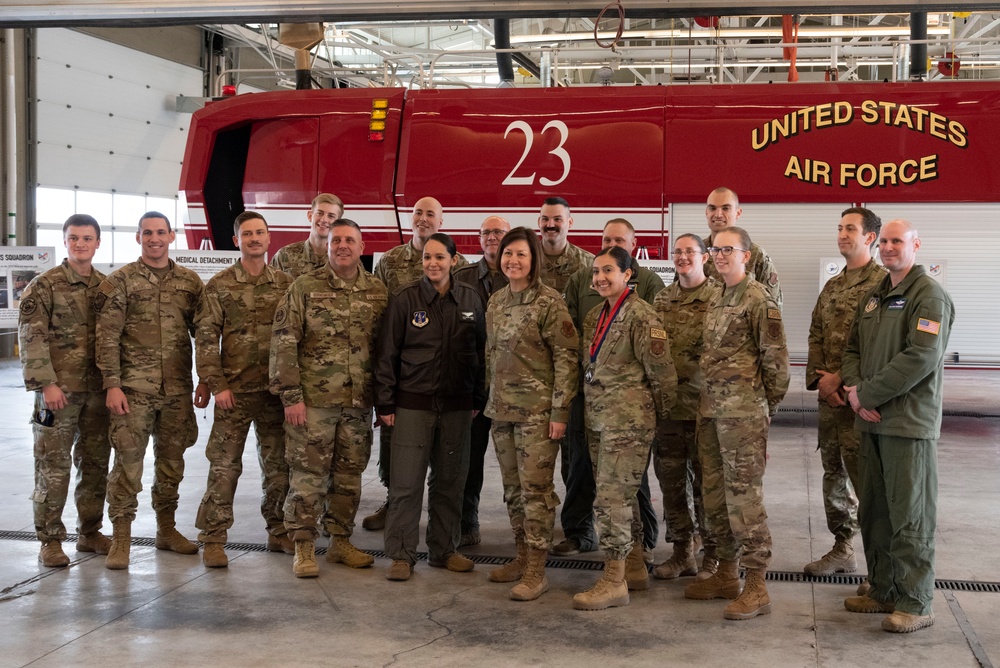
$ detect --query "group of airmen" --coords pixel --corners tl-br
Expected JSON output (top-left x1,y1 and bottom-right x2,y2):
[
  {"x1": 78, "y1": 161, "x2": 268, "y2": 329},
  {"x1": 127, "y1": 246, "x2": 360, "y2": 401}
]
[{"x1": 18, "y1": 185, "x2": 953, "y2": 632}]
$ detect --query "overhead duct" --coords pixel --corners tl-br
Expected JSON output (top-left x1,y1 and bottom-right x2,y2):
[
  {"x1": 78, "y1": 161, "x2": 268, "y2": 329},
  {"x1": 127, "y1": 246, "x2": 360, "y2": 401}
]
[
  {"x1": 910, "y1": 11, "x2": 928, "y2": 79},
  {"x1": 279, "y1": 22, "x2": 325, "y2": 89},
  {"x1": 494, "y1": 18, "x2": 515, "y2": 85}
]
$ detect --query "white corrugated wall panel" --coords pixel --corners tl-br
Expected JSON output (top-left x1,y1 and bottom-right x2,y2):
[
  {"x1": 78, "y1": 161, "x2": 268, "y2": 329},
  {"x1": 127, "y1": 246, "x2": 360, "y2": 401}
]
[
  {"x1": 35, "y1": 28, "x2": 202, "y2": 197},
  {"x1": 671, "y1": 201, "x2": 998, "y2": 364}
]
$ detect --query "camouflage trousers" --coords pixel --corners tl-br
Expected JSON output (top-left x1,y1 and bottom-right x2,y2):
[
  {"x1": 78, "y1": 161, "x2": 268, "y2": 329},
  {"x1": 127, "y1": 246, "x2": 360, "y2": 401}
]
[
  {"x1": 106, "y1": 389, "x2": 198, "y2": 525},
  {"x1": 30, "y1": 390, "x2": 110, "y2": 542},
  {"x1": 283, "y1": 405, "x2": 372, "y2": 542},
  {"x1": 697, "y1": 415, "x2": 772, "y2": 570},
  {"x1": 859, "y1": 433, "x2": 937, "y2": 617},
  {"x1": 492, "y1": 419, "x2": 560, "y2": 551},
  {"x1": 653, "y1": 418, "x2": 712, "y2": 548},
  {"x1": 587, "y1": 427, "x2": 650, "y2": 561},
  {"x1": 817, "y1": 403, "x2": 861, "y2": 542},
  {"x1": 195, "y1": 391, "x2": 288, "y2": 543}
]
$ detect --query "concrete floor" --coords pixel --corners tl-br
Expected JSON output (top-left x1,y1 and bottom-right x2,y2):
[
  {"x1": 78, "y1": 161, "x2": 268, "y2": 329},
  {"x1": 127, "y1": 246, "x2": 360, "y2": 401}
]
[{"x1": 0, "y1": 358, "x2": 998, "y2": 668}]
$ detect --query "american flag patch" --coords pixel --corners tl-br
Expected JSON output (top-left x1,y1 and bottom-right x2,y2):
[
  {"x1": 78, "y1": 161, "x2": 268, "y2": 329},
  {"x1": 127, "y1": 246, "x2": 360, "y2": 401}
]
[{"x1": 916, "y1": 318, "x2": 941, "y2": 335}]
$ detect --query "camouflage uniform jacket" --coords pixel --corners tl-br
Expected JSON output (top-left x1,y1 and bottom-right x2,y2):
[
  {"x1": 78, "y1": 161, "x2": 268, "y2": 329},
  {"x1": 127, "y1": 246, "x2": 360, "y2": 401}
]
[
  {"x1": 699, "y1": 276, "x2": 789, "y2": 419},
  {"x1": 652, "y1": 277, "x2": 722, "y2": 421},
  {"x1": 806, "y1": 259, "x2": 886, "y2": 396},
  {"x1": 565, "y1": 258, "x2": 664, "y2": 333},
  {"x1": 269, "y1": 239, "x2": 327, "y2": 279},
  {"x1": 196, "y1": 260, "x2": 293, "y2": 395},
  {"x1": 540, "y1": 242, "x2": 594, "y2": 293},
  {"x1": 374, "y1": 240, "x2": 468, "y2": 293},
  {"x1": 484, "y1": 283, "x2": 579, "y2": 424},
  {"x1": 269, "y1": 266, "x2": 387, "y2": 409},
  {"x1": 18, "y1": 260, "x2": 106, "y2": 393},
  {"x1": 96, "y1": 259, "x2": 203, "y2": 396},
  {"x1": 705, "y1": 237, "x2": 782, "y2": 309},
  {"x1": 453, "y1": 258, "x2": 508, "y2": 308},
  {"x1": 582, "y1": 292, "x2": 677, "y2": 432}
]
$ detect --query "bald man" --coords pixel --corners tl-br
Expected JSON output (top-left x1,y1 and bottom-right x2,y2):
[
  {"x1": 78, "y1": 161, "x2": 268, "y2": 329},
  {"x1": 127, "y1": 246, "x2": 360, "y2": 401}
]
[
  {"x1": 702, "y1": 187, "x2": 782, "y2": 308},
  {"x1": 841, "y1": 219, "x2": 954, "y2": 634},
  {"x1": 453, "y1": 215, "x2": 511, "y2": 545},
  {"x1": 364, "y1": 197, "x2": 468, "y2": 530}
]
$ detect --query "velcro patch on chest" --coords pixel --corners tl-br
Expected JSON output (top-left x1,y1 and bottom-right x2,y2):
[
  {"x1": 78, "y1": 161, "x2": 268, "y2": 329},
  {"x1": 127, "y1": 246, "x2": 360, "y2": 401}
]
[
  {"x1": 366, "y1": 293, "x2": 387, "y2": 300},
  {"x1": 309, "y1": 292, "x2": 337, "y2": 299},
  {"x1": 460, "y1": 311, "x2": 475, "y2": 322},
  {"x1": 886, "y1": 297, "x2": 907, "y2": 310}
]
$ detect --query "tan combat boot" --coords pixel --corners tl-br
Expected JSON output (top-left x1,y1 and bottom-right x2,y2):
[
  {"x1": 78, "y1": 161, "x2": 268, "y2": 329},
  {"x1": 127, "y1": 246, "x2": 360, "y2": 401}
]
[
  {"x1": 202, "y1": 543, "x2": 229, "y2": 568},
  {"x1": 573, "y1": 559, "x2": 630, "y2": 611},
  {"x1": 804, "y1": 538, "x2": 858, "y2": 576},
  {"x1": 489, "y1": 535, "x2": 527, "y2": 583},
  {"x1": 292, "y1": 540, "x2": 319, "y2": 578},
  {"x1": 105, "y1": 519, "x2": 132, "y2": 570},
  {"x1": 624, "y1": 544, "x2": 650, "y2": 591},
  {"x1": 266, "y1": 533, "x2": 295, "y2": 554},
  {"x1": 684, "y1": 558, "x2": 742, "y2": 600},
  {"x1": 76, "y1": 532, "x2": 112, "y2": 555},
  {"x1": 510, "y1": 548, "x2": 550, "y2": 601},
  {"x1": 362, "y1": 498, "x2": 388, "y2": 531},
  {"x1": 653, "y1": 539, "x2": 698, "y2": 580},
  {"x1": 724, "y1": 568, "x2": 771, "y2": 620},
  {"x1": 326, "y1": 537, "x2": 374, "y2": 568},
  {"x1": 154, "y1": 512, "x2": 199, "y2": 555},
  {"x1": 696, "y1": 546, "x2": 720, "y2": 581},
  {"x1": 39, "y1": 541, "x2": 70, "y2": 568}
]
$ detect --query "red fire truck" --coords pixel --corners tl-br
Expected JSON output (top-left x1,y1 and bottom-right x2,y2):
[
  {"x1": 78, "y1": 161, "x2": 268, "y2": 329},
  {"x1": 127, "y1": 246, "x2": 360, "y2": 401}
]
[{"x1": 180, "y1": 81, "x2": 1000, "y2": 258}]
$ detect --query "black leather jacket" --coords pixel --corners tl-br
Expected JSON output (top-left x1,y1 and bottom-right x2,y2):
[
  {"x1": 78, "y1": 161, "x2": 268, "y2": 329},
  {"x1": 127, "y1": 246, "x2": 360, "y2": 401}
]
[{"x1": 375, "y1": 276, "x2": 487, "y2": 414}]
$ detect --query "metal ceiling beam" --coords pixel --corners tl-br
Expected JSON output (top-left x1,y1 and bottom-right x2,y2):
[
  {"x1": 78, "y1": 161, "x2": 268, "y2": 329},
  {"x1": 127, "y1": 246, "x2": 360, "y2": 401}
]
[{"x1": 3, "y1": 1, "x2": 999, "y2": 28}]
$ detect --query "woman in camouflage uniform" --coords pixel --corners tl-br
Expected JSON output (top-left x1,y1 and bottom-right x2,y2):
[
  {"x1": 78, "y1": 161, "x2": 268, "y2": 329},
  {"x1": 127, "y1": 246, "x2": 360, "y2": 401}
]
[
  {"x1": 484, "y1": 227, "x2": 579, "y2": 601},
  {"x1": 651, "y1": 233, "x2": 721, "y2": 581},
  {"x1": 575, "y1": 246, "x2": 677, "y2": 611}
]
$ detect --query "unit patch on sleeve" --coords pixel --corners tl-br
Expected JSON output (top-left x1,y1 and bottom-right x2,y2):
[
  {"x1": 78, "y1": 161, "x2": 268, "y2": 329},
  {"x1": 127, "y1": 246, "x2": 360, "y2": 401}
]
[
  {"x1": 916, "y1": 318, "x2": 941, "y2": 335},
  {"x1": 19, "y1": 297, "x2": 37, "y2": 317}
]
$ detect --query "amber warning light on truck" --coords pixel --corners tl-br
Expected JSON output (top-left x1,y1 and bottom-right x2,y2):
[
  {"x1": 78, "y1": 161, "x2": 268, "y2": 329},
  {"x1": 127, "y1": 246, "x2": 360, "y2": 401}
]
[{"x1": 370, "y1": 98, "x2": 388, "y2": 141}]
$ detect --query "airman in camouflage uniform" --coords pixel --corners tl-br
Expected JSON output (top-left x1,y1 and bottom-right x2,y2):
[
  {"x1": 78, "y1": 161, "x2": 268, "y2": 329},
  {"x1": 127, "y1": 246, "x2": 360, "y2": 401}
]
[
  {"x1": 270, "y1": 219, "x2": 387, "y2": 577},
  {"x1": 537, "y1": 197, "x2": 594, "y2": 293},
  {"x1": 97, "y1": 212, "x2": 205, "y2": 570},
  {"x1": 651, "y1": 233, "x2": 722, "y2": 581},
  {"x1": 702, "y1": 187, "x2": 782, "y2": 308},
  {"x1": 365, "y1": 196, "x2": 467, "y2": 531},
  {"x1": 454, "y1": 215, "x2": 510, "y2": 547},
  {"x1": 18, "y1": 214, "x2": 111, "y2": 567},
  {"x1": 195, "y1": 212, "x2": 294, "y2": 568},
  {"x1": 482, "y1": 227, "x2": 578, "y2": 601},
  {"x1": 574, "y1": 247, "x2": 677, "y2": 611},
  {"x1": 685, "y1": 226, "x2": 789, "y2": 621},
  {"x1": 556, "y1": 218, "x2": 662, "y2": 560},
  {"x1": 804, "y1": 207, "x2": 886, "y2": 577},
  {"x1": 269, "y1": 193, "x2": 343, "y2": 278}
]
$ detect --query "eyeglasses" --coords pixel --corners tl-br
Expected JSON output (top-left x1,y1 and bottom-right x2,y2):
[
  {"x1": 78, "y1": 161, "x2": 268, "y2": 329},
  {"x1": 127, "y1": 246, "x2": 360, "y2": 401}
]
[
  {"x1": 480, "y1": 229, "x2": 506, "y2": 238},
  {"x1": 671, "y1": 249, "x2": 702, "y2": 258},
  {"x1": 707, "y1": 246, "x2": 747, "y2": 257}
]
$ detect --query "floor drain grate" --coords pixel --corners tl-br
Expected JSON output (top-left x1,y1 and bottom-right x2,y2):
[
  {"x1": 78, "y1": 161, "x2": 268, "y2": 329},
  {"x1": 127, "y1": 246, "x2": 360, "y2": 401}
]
[{"x1": 4, "y1": 531, "x2": 998, "y2": 591}]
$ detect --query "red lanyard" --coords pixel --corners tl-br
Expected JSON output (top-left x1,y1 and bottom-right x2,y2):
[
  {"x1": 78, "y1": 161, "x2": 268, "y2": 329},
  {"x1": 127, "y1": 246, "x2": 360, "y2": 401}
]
[{"x1": 589, "y1": 287, "x2": 633, "y2": 363}]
